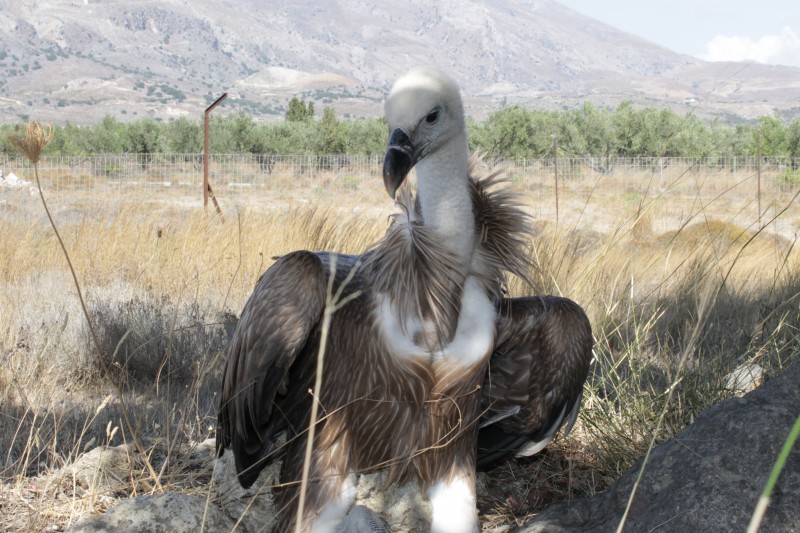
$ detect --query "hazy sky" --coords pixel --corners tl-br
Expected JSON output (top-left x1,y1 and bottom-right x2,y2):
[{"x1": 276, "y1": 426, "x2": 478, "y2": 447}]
[{"x1": 557, "y1": 0, "x2": 800, "y2": 67}]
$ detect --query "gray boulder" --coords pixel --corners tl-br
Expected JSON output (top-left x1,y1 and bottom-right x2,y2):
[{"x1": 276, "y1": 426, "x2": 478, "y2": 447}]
[
  {"x1": 68, "y1": 492, "x2": 235, "y2": 533},
  {"x1": 212, "y1": 448, "x2": 279, "y2": 532},
  {"x1": 517, "y1": 361, "x2": 800, "y2": 532},
  {"x1": 66, "y1": 444, "x2": 135, "y2": 494}
]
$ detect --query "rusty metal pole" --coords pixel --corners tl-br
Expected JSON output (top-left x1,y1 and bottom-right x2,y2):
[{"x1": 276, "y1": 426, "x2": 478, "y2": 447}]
[{"x1": 204, "y1": 93, "x2": 228, "y2": 213}]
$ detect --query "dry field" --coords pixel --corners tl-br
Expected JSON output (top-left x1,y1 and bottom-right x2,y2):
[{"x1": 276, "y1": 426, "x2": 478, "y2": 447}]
[{"x1": 0, "y1": 157, "x2": 799, "y2": 531}]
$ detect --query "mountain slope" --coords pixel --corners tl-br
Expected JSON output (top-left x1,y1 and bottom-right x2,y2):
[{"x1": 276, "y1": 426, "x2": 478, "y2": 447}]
[{"x1": 0, "y1": 0, "x2": 798, "y2": 124}]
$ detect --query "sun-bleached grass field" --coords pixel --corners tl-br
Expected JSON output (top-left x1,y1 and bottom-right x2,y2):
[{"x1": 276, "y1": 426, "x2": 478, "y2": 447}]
[{"x1": 0, "y1": 160, "x2": 798, "y2": 530}]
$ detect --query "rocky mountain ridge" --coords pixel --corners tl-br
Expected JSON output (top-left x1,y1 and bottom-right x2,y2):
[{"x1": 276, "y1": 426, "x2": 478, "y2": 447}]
[{"x1": 1, "y1": 0, "x2": 799, "y2": 124}]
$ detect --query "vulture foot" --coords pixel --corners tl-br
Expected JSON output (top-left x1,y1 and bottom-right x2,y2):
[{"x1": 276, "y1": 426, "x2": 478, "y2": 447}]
[{"x1": 335, "y1": 505, "x2": 392, "y2": 533}]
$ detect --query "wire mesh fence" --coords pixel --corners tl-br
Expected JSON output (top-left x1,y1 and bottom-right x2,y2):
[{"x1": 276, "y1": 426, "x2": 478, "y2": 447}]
[
  {"x1": 1, "y1": 154, "x2": 798, "y2": 236},
  {"x1": 0, "y1": 153, "x2": 386, "y2": 190}
]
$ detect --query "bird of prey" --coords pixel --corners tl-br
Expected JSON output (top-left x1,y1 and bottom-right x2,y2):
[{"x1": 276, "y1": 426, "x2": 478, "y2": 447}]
[{"x1": 217, "y1": 67, "x2": 592, "y2": 533}]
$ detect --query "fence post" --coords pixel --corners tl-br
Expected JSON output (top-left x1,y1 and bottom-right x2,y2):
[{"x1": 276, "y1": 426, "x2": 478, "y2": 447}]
[
  {"x1": 552, "y1": 134, "x2": 559, "y2": 224},
  {"x1": 204, "y1": 93, "x2": 227, "y2": 216},
  {"x1": 756, "y1": 132, "x2": 762, "y2": 225}
]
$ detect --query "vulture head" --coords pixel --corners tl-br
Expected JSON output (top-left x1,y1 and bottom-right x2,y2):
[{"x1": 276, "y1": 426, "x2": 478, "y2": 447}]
[{"x1": 383, "y1": 67, "x2": 468, "y2": 199}]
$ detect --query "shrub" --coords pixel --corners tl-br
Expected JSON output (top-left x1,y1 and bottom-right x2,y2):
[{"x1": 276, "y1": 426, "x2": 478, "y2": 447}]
[{"x1": 88, "y1": 295, "x2": 236, "y2": 389}]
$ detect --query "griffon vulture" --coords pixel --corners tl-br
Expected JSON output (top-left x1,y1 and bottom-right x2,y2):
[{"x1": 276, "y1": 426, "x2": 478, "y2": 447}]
[{"x1": 217, "y1": 67, "x2": 593, "y2": 533}]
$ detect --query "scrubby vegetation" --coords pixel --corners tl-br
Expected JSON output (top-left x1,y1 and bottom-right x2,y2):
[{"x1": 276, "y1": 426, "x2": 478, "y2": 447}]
[{"x1": 1, "y1": 100, "x2": 799, "y2": 160}]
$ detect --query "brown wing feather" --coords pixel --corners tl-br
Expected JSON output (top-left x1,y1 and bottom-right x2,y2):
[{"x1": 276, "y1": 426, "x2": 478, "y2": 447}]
[
  {"x1": 477, "y1": 295, "x2": 593, "y2": 468},
  {"x1": 216, "y1": 250, "x2": 328, "y2": 487}
]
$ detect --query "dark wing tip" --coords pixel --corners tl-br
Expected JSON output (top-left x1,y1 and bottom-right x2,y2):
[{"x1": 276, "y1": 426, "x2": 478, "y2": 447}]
[{"x1": 478, "y1": 295, "x2": 593, "y2": 468}]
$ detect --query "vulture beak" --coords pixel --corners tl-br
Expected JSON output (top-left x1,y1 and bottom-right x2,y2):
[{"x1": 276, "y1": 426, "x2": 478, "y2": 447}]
[{"x1": 383, "y1": 128, "x2": 416, "y2": 199}]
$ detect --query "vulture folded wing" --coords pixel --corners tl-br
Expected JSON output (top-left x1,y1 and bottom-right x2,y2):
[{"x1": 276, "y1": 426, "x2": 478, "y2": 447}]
[
  {"x1": 217, "y1": 250, "x2": 328, "y2": 487},
  {"x1": 477, "y1": 296, "x2": 593, "y2": 469}
]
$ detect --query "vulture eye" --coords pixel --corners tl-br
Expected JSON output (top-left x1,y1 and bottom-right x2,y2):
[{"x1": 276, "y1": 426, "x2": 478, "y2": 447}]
[{"x1": 425, "y1": 110, "x2": 439, "y2": 124}]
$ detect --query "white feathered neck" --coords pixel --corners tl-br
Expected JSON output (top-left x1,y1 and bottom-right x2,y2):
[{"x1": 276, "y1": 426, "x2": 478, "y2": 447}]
[{"x1": 414, "y1": 127, "x2": 474, "y2": 266}]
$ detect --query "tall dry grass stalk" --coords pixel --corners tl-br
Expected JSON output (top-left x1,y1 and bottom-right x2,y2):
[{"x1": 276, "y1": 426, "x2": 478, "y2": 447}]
[
  {"x1": 295, "y1": 256, "x2": 362, "y2": 532},
  {"x1": 7, "y1": 121, "x2": 164, "y2": 496}
]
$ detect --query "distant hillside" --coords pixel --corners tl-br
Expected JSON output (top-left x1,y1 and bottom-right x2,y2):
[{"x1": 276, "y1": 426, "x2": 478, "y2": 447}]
[{"x1": 1, "y1": 0, "x2": 799, "y2": 125}]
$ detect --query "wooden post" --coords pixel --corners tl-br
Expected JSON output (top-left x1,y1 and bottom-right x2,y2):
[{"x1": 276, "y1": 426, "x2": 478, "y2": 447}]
[
  {"x1": 204, "y1": 93, "x2": 228, "y2": 214},
  {"x1": 756, "y1": 131, "x2": 762, "y2": 225},
  {"x1": 552, "y1": 134, "x2": 559, "y2": 224}
]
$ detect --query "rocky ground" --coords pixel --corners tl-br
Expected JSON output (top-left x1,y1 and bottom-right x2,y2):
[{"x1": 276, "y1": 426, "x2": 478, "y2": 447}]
[{"x1": 57, "y1": 361, "x2": 800, "y2": 532}]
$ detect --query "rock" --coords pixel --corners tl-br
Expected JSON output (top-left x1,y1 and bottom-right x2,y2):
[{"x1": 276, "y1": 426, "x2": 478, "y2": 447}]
[
  {"x1": 67, "y1": 492, "x2": 235, "y2": 533},
  {"x1": 63, "y1": 442, "x2": 429, "y2": 533},
  {"x1": 516, "y1": 361, "x2": 800, "y2": 532},
  {"x1": 211, "y1": 449, "x2": 431, "y2": 532},
  {"x1": 0, "y1": 171, "x2": 32, "y2": 189},
  {"x1": 350, "y1": 469, "x2": 431, "y2": 532},
  {"x1": 212, "y1": 449, "x2": 279, "y2": 532},
  {"x1": 725, "y1": 362, "x2": 764, "y2": 393},
  {"x1": 66, "y1": 444, "x2": 135, "y2": 494}
]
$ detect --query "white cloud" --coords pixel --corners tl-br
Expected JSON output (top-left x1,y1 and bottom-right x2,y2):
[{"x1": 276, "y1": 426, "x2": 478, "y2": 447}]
[{"x1": 703, "y1": 27, "x2": 800, "y2": 67}]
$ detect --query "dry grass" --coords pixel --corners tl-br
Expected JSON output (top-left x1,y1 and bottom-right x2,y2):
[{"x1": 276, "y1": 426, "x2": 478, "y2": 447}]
[
  {"x1": 0, "y1": 165, "x2": 798, "y2": 531},
  {"x1": 477, "y1": 186, "x2": 800, "y2": 526}
]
